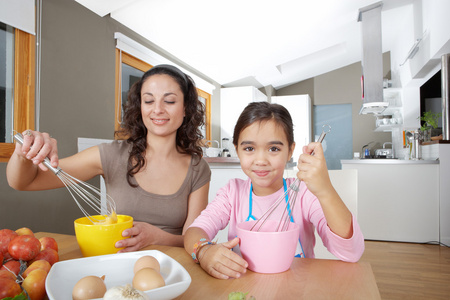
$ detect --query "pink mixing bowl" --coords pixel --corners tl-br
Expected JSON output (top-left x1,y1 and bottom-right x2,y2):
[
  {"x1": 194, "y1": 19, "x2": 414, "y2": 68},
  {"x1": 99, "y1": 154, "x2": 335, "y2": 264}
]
[{"x1": 236, "y1": 219, "x2": 300, "y2": 274}]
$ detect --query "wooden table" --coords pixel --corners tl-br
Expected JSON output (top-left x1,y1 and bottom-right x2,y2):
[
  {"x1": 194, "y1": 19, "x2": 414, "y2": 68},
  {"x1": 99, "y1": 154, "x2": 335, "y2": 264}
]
[{"x1": 37, "y1": 232, "x2": 381, "y2": 299}]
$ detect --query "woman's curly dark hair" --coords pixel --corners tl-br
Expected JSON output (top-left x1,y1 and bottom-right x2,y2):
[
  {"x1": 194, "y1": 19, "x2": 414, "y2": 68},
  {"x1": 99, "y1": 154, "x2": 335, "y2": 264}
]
[{"x1": 116, "y1": 64, "x2": 206, "y2": 187}]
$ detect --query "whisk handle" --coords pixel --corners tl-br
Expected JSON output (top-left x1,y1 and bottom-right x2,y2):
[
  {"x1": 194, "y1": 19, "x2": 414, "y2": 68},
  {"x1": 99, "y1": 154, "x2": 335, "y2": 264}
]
[{"x1": 13, "y1": 133, "x2": 62, "y2": 175}]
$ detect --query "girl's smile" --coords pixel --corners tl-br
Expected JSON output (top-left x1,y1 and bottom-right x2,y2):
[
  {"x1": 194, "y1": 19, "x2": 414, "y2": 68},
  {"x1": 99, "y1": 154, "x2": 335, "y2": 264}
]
[{"x1": 236, "y1": 119, "x2": 294, "y2": 196}]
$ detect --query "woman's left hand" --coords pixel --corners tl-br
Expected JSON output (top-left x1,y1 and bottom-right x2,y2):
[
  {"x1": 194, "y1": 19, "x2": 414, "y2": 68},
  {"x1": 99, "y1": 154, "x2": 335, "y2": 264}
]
[
  {"x1": 115, "y1": 221, "x2": 162, "y2": 252},
  {"x1": 297, "y1": 142, "x2": 333, "y2": 198}
]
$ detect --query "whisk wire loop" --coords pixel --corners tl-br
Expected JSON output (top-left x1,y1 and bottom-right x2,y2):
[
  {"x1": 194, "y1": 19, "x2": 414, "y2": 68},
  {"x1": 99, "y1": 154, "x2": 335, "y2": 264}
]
[{"x1": 13, "y1": 133, "x2": 117, "y2": 224}]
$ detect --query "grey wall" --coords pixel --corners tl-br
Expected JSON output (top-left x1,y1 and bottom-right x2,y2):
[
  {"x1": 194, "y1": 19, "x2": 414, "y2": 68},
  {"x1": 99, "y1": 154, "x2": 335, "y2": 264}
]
[{"x1": 0, "y1": 0, "x2": 219, "y2": 233}]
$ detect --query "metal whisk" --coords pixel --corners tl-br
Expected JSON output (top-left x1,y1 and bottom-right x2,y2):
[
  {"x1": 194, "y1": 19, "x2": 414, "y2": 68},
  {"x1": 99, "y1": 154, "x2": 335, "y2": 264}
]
[
  {"x1": 13, "y1": 133, "x2": 117, "y2": 224},
  {"x1": 250, "y1": 124, "x2": 331, "y2": 232}
]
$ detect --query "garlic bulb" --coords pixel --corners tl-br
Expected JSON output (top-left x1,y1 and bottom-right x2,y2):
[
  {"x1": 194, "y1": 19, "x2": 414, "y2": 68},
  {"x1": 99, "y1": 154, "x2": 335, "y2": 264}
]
[{"x1": 103, "y1": 284, "x2": 150, "y2": 300}]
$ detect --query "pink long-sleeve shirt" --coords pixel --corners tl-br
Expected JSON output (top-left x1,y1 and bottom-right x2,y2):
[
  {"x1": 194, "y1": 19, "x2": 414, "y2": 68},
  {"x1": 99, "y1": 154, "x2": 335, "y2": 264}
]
[{"x1": 189, "y1": 177, "x2": 365, "y2": 262}]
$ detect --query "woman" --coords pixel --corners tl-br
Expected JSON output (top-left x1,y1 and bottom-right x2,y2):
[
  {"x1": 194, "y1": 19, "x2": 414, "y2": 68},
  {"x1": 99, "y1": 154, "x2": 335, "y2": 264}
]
[{"x1": 6, "y1": 64, "x2": 211, "y2": 252}]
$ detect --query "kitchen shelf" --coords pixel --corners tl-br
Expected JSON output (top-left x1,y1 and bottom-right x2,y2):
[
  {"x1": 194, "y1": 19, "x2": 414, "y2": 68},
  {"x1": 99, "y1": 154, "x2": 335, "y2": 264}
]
[{"x1": 374, "y1": 124, "x2": 402, "y2": 132}]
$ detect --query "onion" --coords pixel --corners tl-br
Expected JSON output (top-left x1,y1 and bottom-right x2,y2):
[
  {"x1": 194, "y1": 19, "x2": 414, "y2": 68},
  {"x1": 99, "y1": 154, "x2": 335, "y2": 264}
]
[{"x1": 103, "y1": 284, "x2": 150, "y2": 300}]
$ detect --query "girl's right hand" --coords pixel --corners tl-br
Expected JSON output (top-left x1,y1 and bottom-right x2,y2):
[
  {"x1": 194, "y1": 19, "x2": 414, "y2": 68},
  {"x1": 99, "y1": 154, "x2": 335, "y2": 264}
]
[
  {"x1": 198, "y1": 237, "x2": 248, "y2": 279},
  {"x1": 16, "y1": 130, "x2": 59, "y2": 171}
]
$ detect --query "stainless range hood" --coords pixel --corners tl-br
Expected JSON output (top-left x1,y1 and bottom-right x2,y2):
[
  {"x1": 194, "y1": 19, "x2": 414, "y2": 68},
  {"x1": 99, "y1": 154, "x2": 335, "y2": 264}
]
[
  {"x1": 359, "y1": 102, "x2": 389, "y2": 114},
  {"x1": 358, "y1": 1, "x2": 388, "y2": 115}
]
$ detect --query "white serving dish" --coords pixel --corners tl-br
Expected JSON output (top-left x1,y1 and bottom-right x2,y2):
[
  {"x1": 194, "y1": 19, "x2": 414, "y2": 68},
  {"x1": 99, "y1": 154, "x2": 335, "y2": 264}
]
[{"x1": 45, "y1": 250, "x2": 191, "y2": 300}]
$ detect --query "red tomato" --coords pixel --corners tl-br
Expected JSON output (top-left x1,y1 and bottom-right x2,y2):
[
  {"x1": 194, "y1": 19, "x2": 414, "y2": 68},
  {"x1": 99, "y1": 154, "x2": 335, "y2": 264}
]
[
  {"x1": 0, "y1": 277, "x2": 22, "y2": 298},
  {"x1": 39, "y1": 236, "x2": 58, "y2": 252},
  {"x1": 0, "y1": 229, "x2": 18, "y2": 255},
  {"x1": 0, "y1": 260, "x2": 21, "y2": 276},
  {"x1": 0, "y1": 269, "x2": 17, "y2": 280},
  {"x1": 8, "y1": 235, "x2": 41, "y2": 261},
  {"x1": 0, "y1": 251, "x2": 3, "y2": 267},
  {"x1": 30, "y1": 248, "x2": 59, "y2": 266}
]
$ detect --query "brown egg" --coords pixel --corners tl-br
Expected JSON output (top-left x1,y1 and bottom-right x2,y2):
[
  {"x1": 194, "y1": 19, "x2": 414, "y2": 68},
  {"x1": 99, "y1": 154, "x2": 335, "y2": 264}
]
[
  {"x1": 134, "y1": 255, "x2": 160, "y2": 274},
  {"x1": 72, "y1": 275, "x2": 107, "y2": 300},
  {"x1": 132, "y1": 268, "x2": 165, "y2": 291}
]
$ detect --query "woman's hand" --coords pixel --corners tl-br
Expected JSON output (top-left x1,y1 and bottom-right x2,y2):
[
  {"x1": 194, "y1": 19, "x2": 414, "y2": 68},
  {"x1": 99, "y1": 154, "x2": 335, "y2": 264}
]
[
  {"x1": 116, "y1": 221, "x2": 165, "y2": 252},
  {"x1": 16, "y1": 130, "x2": 59, "y2": 171},
  {"x1": 198, "y1": 237, "x2": 248, "y2": 280},
  {"x1": 297, "y1": 142, "x2": 333, "y2": 198}
]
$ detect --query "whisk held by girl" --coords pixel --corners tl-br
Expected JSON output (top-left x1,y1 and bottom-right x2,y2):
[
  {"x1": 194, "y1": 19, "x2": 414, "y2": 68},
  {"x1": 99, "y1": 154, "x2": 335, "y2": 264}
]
[{"x1": 184, "y1": 101, "x2": 364, "y2": 279}]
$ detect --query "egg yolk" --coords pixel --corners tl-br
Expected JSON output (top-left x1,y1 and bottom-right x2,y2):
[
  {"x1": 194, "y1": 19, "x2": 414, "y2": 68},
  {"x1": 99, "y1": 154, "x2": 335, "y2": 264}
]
[{"x1": 97, "y1": 210, "x2": 118, "y2": 225}]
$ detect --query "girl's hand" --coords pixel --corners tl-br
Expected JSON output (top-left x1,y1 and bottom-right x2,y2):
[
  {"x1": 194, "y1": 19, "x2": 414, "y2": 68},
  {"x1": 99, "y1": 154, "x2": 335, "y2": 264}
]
[
  {"x1": 16, "y1": 130, "x2": 59, "y2": 171},
  {"x1": 116, "y1": 221, "x2": 161, "y2": 252},
  {"x1": 298, "y1": 142, "x2": 333, "y2": 198},
  {"x1": 198, "y1": 237, "x2": 248, "y2": 279}
]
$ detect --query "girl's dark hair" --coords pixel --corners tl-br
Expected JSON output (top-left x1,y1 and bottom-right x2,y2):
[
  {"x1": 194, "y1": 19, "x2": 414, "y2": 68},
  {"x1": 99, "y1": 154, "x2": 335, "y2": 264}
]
[
  {"x1": 232, "y1": 102, "x2": 294, "y2": 148},
  {"x1": 116, "y1": 64, "x2": 205, "y2": 187}
]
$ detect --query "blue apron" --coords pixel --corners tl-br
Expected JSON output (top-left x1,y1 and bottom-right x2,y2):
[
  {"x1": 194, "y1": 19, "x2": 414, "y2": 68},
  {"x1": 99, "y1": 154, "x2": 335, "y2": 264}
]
[{"x1": 246, "y1": 179, "x2": 305, "y2": 258}]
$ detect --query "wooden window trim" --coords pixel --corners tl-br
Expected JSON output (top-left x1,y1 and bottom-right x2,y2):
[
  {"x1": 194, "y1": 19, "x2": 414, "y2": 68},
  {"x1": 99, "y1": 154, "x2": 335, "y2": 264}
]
[
  {"x1": 0, "y1": 29, "x2": 35, "y2": 162},
  {"x1": 114, "y1": 50, "x2": 152, "y2": 138},
  {"x1": 197, "y1": 89, "x2": 211, "y2": 140},
  {"x1": 114, "y1": 50, "x2": 211, "y2": 140}
]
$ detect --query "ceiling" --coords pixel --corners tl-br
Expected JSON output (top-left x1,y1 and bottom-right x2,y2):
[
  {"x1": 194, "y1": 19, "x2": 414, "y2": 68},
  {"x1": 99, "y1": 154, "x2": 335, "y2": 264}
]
[{"x1": 75, "y1": 0, "x2": 415, "y2": 89}]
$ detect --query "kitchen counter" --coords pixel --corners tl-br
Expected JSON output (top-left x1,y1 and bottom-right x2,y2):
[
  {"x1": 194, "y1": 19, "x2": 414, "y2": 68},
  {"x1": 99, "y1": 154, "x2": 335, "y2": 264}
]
[
  {"x1": 203, "y1": 157, "x2": 240, "y2": 164},
  {"x1": 204, "y1": 156, "x2": 297, "y2": 169},
  {"x1": 341, "y1": 159, "x2": 439, "y2": 165},
  {"x1": 341, "y1": 160, "x2": 440, "y2": 243}
]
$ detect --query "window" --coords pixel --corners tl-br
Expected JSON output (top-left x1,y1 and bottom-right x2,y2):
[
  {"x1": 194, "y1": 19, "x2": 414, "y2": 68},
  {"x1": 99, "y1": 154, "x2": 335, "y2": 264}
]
[
  {"x1": 115, "y1": 50, "x2": 151, "y2": 137},
  {"x1": 0, "y1": 24, "x2": 35, "y2": 162},
  {"x1": 115, "y1": 49, "x2": 211, "y2": 140},
  {"x1": 198, "y1": 89, "x2": 211, "y2": 140}
]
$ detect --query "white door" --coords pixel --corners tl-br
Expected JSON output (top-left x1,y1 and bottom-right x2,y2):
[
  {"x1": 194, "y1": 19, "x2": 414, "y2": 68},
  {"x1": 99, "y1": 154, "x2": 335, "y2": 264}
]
[
  {"x1": 220, "y1": 87, "x2": 267, "y2": 143},
  {"x1": 271, "y1": 95, "x2": 312, "y2": 163}
]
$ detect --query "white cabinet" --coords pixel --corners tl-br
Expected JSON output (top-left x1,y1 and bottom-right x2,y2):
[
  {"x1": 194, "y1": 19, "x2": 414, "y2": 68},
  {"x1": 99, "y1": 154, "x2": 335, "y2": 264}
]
[
  {"x1": 341, "y1": 160, "x2": 440, "y2": 243},
  {"x1": 220, "y1": 87, "x2": 267, "y2": 144},
  {"x1": 208, "y1": 165, "x2": 248, "y2": 243},
  {"x1": 271, "y1": 95, "x2": 312, "y2": 162}
]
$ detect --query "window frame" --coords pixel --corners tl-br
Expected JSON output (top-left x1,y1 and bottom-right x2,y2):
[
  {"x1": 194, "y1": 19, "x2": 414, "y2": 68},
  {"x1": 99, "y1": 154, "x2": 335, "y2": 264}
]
[
  {"x1": 114, "y1": 50, "x2": 211, "y2": 140},
  {"x1": 197, "y1": 88, "x2": 211, "y2": 140},
  {"x1": 0, "y1": 28, "x2": 35, "y2": 162},
  {"x1": 114, "y1": 50, "x2": 151, "y2": 137}
]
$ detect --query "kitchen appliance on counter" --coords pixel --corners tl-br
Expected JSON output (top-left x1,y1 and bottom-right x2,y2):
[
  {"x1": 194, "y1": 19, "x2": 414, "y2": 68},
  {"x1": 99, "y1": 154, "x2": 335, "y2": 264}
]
[
  {"x1": 405, "y1": 131, "x2": 422, "y2": 160},
  {"x1": 374, "y1": 142, "x2": 394, "y2": 158},
  {"x1": 221, "y1": 138, "x2": 231, "y2": 157},
  {"x1": 361, "y1": 142, "x2": 375, "y2": 158}
]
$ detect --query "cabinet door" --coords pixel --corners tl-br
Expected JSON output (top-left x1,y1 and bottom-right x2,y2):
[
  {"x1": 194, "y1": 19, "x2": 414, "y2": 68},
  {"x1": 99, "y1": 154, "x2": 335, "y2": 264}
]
[
  {"x1": 209, "y1": 168, "x2": 248, "y2": 243},
  {"x1": 271, "y1": 95, "x2": 312, "y2": 162},
  {"x1": 220, "y1": 87, "x2": 267, "y2": 141}
]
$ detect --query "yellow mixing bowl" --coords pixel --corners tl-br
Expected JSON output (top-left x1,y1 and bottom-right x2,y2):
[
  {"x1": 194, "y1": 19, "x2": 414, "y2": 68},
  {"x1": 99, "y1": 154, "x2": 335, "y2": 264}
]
[{"x1": 74, "y1": 215, "x2": 133, "y2": 257}]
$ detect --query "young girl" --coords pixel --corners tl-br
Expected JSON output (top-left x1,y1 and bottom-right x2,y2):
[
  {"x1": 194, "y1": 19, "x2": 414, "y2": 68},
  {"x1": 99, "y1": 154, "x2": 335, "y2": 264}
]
[{"x1": 184, "y1": 101, "x2": 364, "y2": 279}]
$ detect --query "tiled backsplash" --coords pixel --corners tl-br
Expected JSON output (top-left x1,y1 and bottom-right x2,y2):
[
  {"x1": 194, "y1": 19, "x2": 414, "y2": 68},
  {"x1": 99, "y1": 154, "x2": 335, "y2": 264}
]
[{"x1": 421, "y1": 144, "x2": 440, "y2": 160}]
